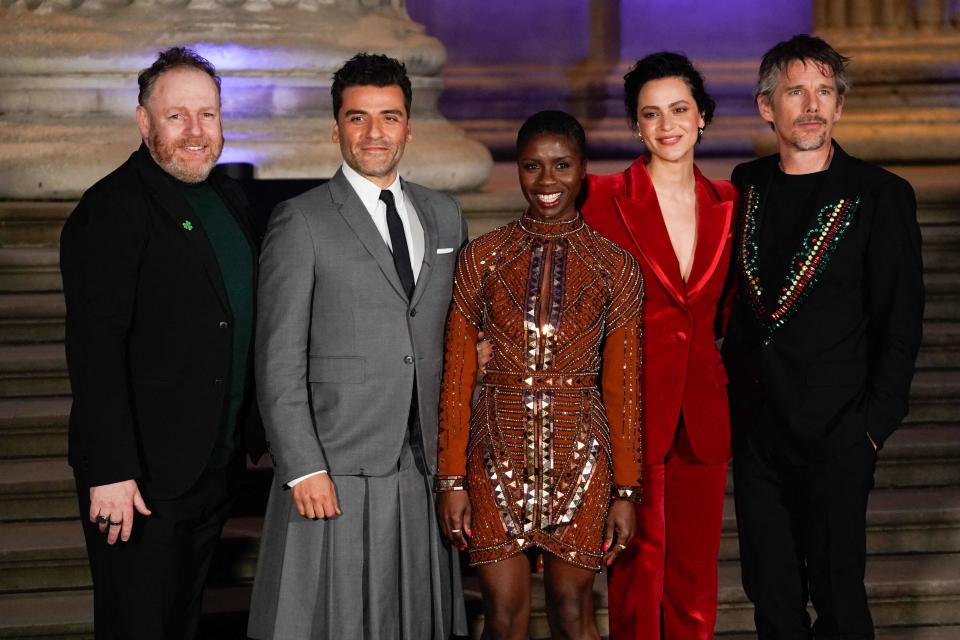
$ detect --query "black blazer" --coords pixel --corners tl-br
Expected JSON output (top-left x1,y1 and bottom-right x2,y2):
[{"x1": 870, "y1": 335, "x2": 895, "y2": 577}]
[
  {"x1": 723, "y1": 142, "x2": 924, "y2": 459},
  {"x1": 61, "y1": 144, "x2": 264, "y2": 499}
]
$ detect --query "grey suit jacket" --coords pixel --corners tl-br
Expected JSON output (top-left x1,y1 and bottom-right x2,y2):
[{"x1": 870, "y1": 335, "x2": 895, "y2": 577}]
[{"x1": 256, "y1": 169, "x2": 468, "y2": 485}]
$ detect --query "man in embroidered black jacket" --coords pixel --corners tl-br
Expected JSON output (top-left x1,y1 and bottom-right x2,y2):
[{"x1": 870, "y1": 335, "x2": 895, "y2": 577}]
[{"x1": 722, "y1": 35, "x2": 924, "y2": 639}]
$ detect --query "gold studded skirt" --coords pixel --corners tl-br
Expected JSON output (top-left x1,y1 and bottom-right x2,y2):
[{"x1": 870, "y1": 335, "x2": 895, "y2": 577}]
[{"x1": 464, "y1": 381, "x2": 613, "y2": 570}]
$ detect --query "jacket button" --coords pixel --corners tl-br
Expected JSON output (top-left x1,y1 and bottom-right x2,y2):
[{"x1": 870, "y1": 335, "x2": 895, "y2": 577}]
[
  {"x1": 403, "y1": 355, "x2": 414, "y2": 364},
  {"x1": 219, "y1": 321, "x2": 229, "y2": 329},
  {"x1": 410, "y1": 309, "x2": 417, "y2": 317},
  {"x1": 674, "y1": 331, "x2": 688, "y2": 342}
]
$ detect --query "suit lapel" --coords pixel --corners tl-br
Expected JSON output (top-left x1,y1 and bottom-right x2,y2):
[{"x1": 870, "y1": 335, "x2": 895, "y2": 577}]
[
  {"x1": 614, "y1": 158, "x2": 687, "y2": 306},
  {"x1": 686, "y1": 167, "x2": 733, "y2": 300},
  {"x1": 134, "y1": 148, "x2": 231, "y2": 314},
  {"x1": 403, "y1": 181, "x2": 438, "y2": 309},
  {"x1": 328, "y1": 170, "x2": 409, "y2": 302}
]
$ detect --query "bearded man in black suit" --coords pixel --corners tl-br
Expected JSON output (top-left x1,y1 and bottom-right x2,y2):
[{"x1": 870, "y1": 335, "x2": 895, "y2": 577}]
[
  {"x1": 60, "y1": 47, "x2": 262, "y2": 639},
  {"x1": 723, "y1": 35, "x2": 924, "y2": 639}
]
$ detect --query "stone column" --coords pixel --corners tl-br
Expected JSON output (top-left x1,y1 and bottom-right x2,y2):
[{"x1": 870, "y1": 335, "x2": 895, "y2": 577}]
[{"x1": 0, "y1": 0, "x2": 492, "y2": 199}]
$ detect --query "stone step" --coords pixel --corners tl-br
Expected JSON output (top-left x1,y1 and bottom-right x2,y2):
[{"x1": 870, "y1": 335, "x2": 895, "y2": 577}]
[
  {"x1": 0, "y1": 202, "x2": 71, "y2": 248},
  {"x1": 718, "y1": 485, "x2": 960, "y2": 561},
  {"x1": 4, "y1": 553, "x2": 954, "y2": 639},
  {"x1": 925, "y1": 272, "x2": 960, "y2": 321},
  {"x1": 906, "y1": 369, "x2": 960, "y2": 422},
  {"x1": 0, "y1": 396, "x2": 71, "y2": 458},
  {"x1": 4, "y1": 481, "x2": 955, "y2": 595},
  {"x1": 717, "y1": 553, "x2": 960, "y2": 634},
  {"x1": 466, "y1": 553, "x2": 960, "y2": 638},
  {"x1": 874, "y1": 423, "x2": 960, "y2": 488},
  {"x1": 4, "y1": 425, "x2": 956, "y2": 523},
  {"x1": 0, "y1": 248, "x2": 61, "y2": 293},
  {"x1": 0, "y1": 457, "x2": 272, "y2": 522},
  {"x1": 0, "y1": 585, "x2": 252, "y2": 640},
  {"x1": 0, "y1": 457, "x2": 75, "y2": 521},
  {"x1": 719, "y1": 628, "x2": 960, "y2": 640},
  {"x1": 0, "y1": 343, "x2": 69, "y2": 398},
  {"x1": 918, "y1": 321, "x2": 960, "y2": 368},
  {"x1": 722, "y1": 423, "x2": 960, "y2": 496},
  {"x1": 0, "y1": 293, "x2": 65, "y2": 343},
  {"x1": 0, "y1": 516, "x2": 262, "y2": 593}
]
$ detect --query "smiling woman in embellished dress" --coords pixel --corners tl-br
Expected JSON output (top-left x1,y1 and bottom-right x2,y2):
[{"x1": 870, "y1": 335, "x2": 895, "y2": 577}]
[{"x1": 435, "y1": 111, "x2": 644, "y2": 640}]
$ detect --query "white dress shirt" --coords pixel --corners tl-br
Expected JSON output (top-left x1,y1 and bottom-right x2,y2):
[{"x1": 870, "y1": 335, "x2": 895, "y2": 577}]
[{"x1": 287, "y1": 163, "x2": 425, "y2": 487}]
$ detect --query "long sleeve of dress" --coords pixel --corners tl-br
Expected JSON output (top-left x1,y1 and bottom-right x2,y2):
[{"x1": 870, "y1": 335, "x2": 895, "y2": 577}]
[
  {"x1": 436, "y1": 244, "x2": 483, "y2": 490},
  {"x1": 601, "y1": 253, "x2": 644, "y2": 501}
]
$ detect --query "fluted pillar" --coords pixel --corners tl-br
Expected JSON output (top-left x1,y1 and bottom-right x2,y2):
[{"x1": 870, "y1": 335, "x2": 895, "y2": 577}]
[
  {"x1": 0, "y1": 0, "x2": 493, "y2": 199},
  {"x1": 816, "y1": 0, "x2": 957, "y2": 32}
]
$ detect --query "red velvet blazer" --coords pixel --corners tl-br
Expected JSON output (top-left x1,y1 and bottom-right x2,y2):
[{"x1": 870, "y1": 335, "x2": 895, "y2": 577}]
[{"x1": 583, "y1": 158, "x2": 737, "y2": 464}]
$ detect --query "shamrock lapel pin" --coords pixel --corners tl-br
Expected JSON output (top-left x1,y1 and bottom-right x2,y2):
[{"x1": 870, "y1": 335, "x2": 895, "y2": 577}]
[{"x1": 182, "y1": 220, "x2": 194, "y2": 231}]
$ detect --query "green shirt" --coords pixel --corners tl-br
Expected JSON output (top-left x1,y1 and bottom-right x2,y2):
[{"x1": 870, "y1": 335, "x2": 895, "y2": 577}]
[{"x1": 179, "y1": 182, "x2": 254, "y2": 465}]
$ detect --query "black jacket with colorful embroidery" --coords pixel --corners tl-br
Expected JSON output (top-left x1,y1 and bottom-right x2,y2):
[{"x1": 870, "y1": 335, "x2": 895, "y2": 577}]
[{"x1": 723, "y1": 142, "x2": 924, "y2": 459}]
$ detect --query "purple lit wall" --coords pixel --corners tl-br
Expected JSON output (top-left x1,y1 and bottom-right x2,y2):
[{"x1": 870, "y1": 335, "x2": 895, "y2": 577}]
[
  {"x1": 407, "y1": 1, "x2": 812, "y2": 65},
  {"x1": 407, "y1": 0, "x2": 591, "y2": 65},
  {"x1": 620, "y1": 1, "x2": 812, "y2": 60}
]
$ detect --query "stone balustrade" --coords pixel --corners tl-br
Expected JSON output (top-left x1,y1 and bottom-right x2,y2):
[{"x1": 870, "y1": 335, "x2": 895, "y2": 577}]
[
  {"x1": 1, "y1": 0, "x2": 405, "y2": 12},
  {"x1": 814, "y1": 0, "x2": 959, "y2": 32}
]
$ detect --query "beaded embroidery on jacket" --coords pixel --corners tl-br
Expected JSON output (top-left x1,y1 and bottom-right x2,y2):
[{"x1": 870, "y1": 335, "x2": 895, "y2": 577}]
[{"x1": 738, "y1": 184, "x2": 860, "y2": 344}]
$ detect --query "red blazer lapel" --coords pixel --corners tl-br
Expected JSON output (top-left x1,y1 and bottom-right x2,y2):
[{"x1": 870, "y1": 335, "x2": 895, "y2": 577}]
[
  {"x1": 686, "y1": 167, "x2": 734, "y2": 300},
  {"x1": 613, "y1": 158, "x2": 687, "y2": 306}
]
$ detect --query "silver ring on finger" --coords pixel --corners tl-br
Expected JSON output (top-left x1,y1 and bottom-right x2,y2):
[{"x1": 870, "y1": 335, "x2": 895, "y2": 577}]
[
  {"x1": 108, "y1": 520, "x2": 122, "y2": 526},
  {"x1": 96, "y1": 515, "x2": 109, "y2": 524},
  {"x1": 616, "y1": 543, "x2": 627, "y2": 550},
  {"x1": 451, "y1": 529, "x2": 462, "y2": 533}
]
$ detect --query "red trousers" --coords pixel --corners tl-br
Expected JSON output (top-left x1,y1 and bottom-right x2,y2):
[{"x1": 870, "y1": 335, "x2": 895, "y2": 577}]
[{"x1": 607, "y1": 425, "x2": 728, "y2": 640}]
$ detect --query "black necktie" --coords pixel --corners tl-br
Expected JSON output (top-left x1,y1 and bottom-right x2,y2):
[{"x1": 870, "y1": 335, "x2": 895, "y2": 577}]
[{"x1": 379, "y1": 189, "x2": 415, "y2": 298}]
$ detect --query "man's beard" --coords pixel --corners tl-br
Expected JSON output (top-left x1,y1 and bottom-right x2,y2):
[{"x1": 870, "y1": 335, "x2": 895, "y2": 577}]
[
  {"x1": 148, "y1": 131, "x2": 223, "y2": 184},
  {"x1": 789, "y1": 115, "x2": 829, "y2": 151}
]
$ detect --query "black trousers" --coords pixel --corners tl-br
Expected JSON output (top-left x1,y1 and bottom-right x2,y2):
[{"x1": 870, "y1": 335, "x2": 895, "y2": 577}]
[
  {"x1": 76, "y1": 454, "x2": 244, "y2": 640},
  {"x1": 732, "y1": 430, "x2": 877, "y2": 640}
]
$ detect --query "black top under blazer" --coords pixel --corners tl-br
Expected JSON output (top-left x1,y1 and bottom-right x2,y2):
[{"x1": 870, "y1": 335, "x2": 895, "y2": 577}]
[
  {"x1": 60, "y1": 144, "x2": 264, "y2": 499},
  {"x1": 723, "y1": 142, "x2": 924, "y2": 459}
]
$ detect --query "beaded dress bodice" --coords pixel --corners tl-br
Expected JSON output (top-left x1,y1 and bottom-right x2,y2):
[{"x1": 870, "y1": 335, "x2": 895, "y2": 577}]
[{"x1": 437, "y1": 213, "x2": 644, "y2": 568}]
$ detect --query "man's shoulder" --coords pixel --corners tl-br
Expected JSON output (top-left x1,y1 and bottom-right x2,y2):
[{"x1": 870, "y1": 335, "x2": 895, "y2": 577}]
[
  {"x1": 731, "y1": 154, "x2": 777, "y2": 186},
  {"x1": 274, "y1": 181, "x2": 336, "y2": 215},
  {"x1": 403, "y1": 180, "x2": 460, "y2": 212},
  {"x1": 80, "y1": 154, "x2": 144, "y2": 204},
  {"x1": 841, "y1": 151, "x2": 912, "y2": 194}
]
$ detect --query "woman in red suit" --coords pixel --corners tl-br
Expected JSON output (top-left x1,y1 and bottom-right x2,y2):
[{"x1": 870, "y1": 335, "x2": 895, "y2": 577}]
[{"x1": 583, "y1": 52, "x2": 737, "y2": 639}]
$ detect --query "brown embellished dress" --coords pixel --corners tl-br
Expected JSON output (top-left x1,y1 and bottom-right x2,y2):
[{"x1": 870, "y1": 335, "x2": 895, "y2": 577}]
[{"x1": 436, "y1": 213, "x2": 644, "y2": 570}]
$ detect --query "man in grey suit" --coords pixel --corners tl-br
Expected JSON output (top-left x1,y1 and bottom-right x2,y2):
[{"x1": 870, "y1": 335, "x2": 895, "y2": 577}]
[{"x1": 247, "y1": 53, "x2": 468, "y2": 639}]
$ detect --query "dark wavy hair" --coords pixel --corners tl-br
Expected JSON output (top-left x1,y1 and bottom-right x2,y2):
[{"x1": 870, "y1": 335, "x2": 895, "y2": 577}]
[
  {"x1": 755, "y1": 34, "x2": 851, "y2": 104},
  {"x1": 516, "y1": 110, "x2": 587, "y2": 159},
  {"x1": 623, "y1": 52, "x2": 715, "y2": 131},
  {"x1": 138, "y1": 47, "x2": 220, "y2": 107},
  {"x1": 331, "y1": 53, "x2": 413, "y2": 119}
]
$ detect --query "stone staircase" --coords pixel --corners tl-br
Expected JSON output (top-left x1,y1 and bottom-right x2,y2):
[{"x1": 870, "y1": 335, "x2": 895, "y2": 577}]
[{"x1": 0, "y1": 162, "x2": 958, "y2": 638}]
